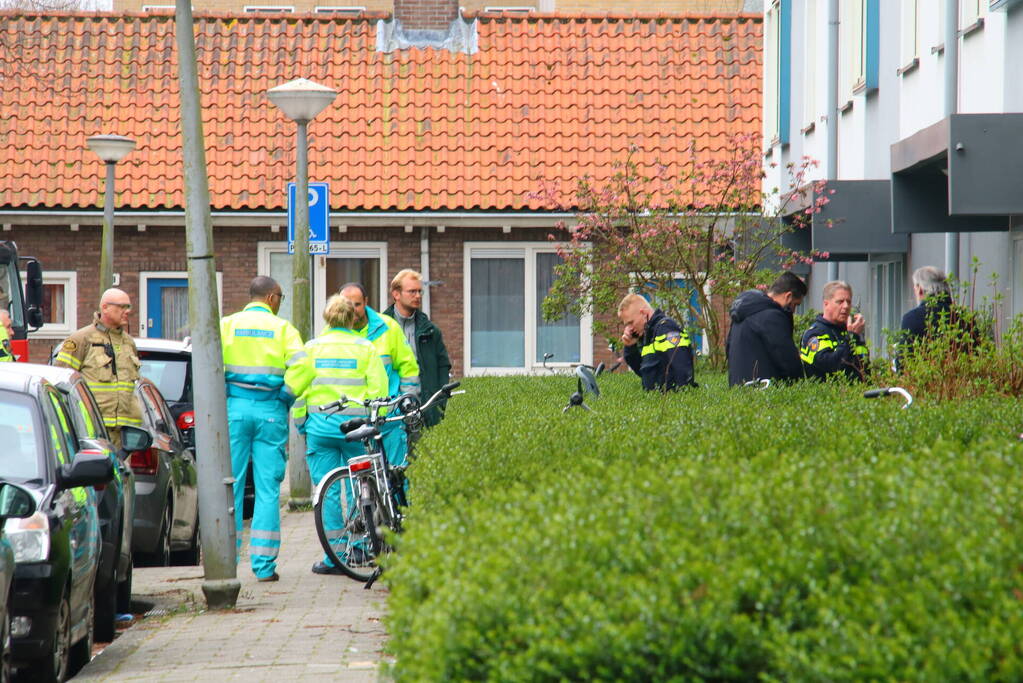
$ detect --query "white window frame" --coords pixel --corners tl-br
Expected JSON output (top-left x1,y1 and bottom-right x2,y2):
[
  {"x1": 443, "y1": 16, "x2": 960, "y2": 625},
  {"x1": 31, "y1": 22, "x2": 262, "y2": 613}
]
[
  {"x1": 312, "y1": 241, "x2": 388, "y2": 336},
  {"x1": 244, "y1": 5, "x2": 295, "y2": 11},
  {"x1": 315, "y1": 5, "x2": 366, "y2": 12},
  {"x1": 869, "y1": 258, "x2": 905, "y2": 356},
  {"x1": 802, "y1": 0, "x2": 817, "y2": 128},
  {"x1": 900, "y1": 0, "x2": 919, "y2": 66},
  {"x1": 840, "y1": 0, "x2": 866, "y2": 98},
  {"x1": 960, "y1": 0, "x2": 983, "y2": 28},
  {"x1": 463, "y1": 242, "x2": 593, "y2": 376},
  {"x1": 764, "y1": 0, "x2": 781, "y2": 141},
  {"x1": 138, "y1": 271, "x2": 223, "y2": 339},
  {"x1": 23, "y1": 270, "x2": 76, "y2": 339}
]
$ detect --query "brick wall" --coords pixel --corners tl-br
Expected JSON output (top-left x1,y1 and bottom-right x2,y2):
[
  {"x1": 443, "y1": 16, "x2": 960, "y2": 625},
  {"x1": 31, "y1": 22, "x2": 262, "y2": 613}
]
[
  {"x1": 10, "y1": 220, "x2": 617, "y2": 378},
  {"x1": 393, "y1": 0, "x2": 458, "y2": 30}
]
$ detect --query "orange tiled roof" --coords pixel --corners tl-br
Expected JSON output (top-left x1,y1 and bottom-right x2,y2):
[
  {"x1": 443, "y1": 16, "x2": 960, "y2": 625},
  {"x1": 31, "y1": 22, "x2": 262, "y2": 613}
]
[{"x1": 0, "y1": 11, "x2": 761, "y2": 212}]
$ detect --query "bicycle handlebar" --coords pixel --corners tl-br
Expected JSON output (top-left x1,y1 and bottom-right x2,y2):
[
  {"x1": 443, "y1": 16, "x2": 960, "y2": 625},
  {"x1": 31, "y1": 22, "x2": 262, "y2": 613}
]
[
  {"x1": 863, "y1": 386, "x2": 913, "y2": 408},
  {"x1": 322, "y1": 381, "x2": 463, "y2": 422}
]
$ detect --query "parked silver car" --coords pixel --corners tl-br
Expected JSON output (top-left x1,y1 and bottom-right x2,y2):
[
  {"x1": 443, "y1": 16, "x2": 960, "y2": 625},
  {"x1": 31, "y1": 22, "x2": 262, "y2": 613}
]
[
  {"x1": 128, "y1": 378, "x2": 200, "y2": 566},
  {"x1": 0, "y1": 482, "x2": 35, "y2": 682}
]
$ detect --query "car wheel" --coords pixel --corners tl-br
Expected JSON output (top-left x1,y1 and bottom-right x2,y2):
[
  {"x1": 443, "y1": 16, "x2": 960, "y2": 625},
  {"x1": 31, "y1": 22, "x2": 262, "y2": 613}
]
[
  {"x1": 171, "y1": 521, "x2": 201, "y2": 567},
  {"x1": 68, "y1": 589, "x2": 94, "y2": 677},
  {"x1": 26, "y1": 590, "x2": 70, "y2": 683},
  {"x1": 2, "y1": 600, "x2": 11, "y2": 683},
  {"x1": 93, "y1": 576, "x2": 117, "y2": 643},
  {"x1": 116, "y1": 558, "x2": 133, "y2": 614},
  {"x1": 139, "y1": 504, "x2": 172, "y2": 568}
]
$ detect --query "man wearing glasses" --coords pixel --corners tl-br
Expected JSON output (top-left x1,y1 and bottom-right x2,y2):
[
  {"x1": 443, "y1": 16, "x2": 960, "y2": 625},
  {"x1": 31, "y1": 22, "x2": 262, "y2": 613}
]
[
  {"x1": 55, "y1": 288, "x2": 143, "y2": 448},
  {"x1": 220, "y1": 276, "x2": 305, "y2": 582}
]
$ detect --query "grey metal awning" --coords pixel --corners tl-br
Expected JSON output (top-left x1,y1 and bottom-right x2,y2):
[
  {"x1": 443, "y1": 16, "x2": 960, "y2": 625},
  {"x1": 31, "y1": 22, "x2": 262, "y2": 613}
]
[
  {"x1": 890, "y1": 113, "x2": 1022, "y2": 233},
  {"x1": 779, "y1": 180, "x2": 906, "y2": 260},
  {"x1": 812, "y1": 180, "x2": 907, "y2": 256}
]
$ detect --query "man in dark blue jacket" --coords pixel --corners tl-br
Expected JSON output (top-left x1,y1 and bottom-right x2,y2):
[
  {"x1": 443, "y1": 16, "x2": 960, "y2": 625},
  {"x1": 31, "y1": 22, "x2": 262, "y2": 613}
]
[
  {"x1": 618, "y1": 293, "x2": 695, "y2": 391},
  {"x1": 726, "y1": 271, "x2": 806, "y2": 386}
]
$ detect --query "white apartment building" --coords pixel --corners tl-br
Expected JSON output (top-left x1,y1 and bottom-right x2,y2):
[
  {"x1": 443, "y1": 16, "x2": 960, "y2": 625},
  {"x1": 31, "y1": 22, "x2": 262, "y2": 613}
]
[{"x1": 763, "y1": 0, "x2": 1023, "y2": 352}]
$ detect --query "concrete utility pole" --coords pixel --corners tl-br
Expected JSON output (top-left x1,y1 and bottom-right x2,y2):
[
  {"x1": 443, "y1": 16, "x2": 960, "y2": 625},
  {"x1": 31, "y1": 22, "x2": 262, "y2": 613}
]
[
  {"x1": 174, "y1": 0, "x2": 240, "y2": 609},
  {"x1": 268, "y1": 79, "x2": 338, "y2": 508}
]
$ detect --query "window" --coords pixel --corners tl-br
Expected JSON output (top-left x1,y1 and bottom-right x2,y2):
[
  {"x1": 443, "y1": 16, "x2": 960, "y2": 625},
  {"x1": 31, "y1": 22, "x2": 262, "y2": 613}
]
[
  {"x1": 464, "y1": 243, "x2": 592, "y2": 374},
  {"x1": 764, "y1": 1, "x2": 791, "y2": 144},
  {"x1": 139, "y1": 272, "x2": 223, "y2": 340},
  {"x1": 960, "y1": 0, "x2": 984, "y2": 27},
  {"x1": 22, "y1": 271, "x2": 76, "y2": 338},
  {"x1": 802, "y1": 0, "x2": 817, "y2": 128},
  {"x1": 870, "y1": 259, "x2": 905, "y2": 355},
  {"x1": 840, "y1": 0, "x2": 866, "y2": 96},
  {"x1": 900, "y1": 0, "x2": 919, "y2": 66}
]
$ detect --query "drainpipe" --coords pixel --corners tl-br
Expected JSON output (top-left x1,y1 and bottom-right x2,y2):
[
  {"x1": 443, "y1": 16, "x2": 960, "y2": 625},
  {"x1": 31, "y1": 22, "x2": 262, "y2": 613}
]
[
  {"x1": 944, "y1": 0, "x2": 960, "y2": 278},
  {"x1": 826, "y1": 0, "x2": 840, "y2": 282},
  {"x1": 420, "y1": 226, "x2": 431, "y2": 317}
]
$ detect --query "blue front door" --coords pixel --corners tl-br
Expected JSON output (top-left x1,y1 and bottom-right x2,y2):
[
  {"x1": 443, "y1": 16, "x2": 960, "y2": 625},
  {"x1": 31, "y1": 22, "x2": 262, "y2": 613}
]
[{"x1": 145, "y1": 278, "x2": 188, "y2": 340}]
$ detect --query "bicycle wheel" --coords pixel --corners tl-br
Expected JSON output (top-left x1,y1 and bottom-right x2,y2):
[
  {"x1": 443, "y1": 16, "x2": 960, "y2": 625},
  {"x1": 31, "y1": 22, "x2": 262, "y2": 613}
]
[{"x1": 313, "y1": 467, "x2": 377, "y2": 582}]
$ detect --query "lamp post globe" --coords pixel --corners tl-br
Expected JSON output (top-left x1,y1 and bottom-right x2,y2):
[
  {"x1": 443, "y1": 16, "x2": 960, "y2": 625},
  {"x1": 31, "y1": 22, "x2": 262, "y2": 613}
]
[
  {"x1": 87, "y1": 134, "x2": 136, "y2": 296},
  {"x1": 267, "y1": 78, "x2": 337, "y2": 508}
]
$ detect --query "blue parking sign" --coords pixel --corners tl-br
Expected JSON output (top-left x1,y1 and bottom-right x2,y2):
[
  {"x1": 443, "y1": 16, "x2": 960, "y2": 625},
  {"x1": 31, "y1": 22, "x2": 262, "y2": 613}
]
[{"x1": 288, "y1": 182, "x2": 330, "y2": 255}]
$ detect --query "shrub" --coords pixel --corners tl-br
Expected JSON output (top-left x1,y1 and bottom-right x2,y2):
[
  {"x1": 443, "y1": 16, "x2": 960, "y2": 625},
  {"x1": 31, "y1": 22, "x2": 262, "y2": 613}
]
[{"x1": 385, "y1": 375, "x2": 1023, "y2": 681}]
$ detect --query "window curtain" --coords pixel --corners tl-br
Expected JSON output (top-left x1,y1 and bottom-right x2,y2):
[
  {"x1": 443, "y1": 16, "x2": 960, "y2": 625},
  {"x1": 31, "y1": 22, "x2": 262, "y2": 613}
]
[
  {"x1": 471, "y1": 258, "x2": 524, "y2": 367},
  {"x1": 535, "y1": 253, "x2": 580, "y2": 362}
]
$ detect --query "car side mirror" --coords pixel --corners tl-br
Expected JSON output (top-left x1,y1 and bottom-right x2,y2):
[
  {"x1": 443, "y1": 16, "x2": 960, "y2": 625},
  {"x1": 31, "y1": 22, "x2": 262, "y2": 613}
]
[
  {"x1": 120, "y1": 425, "x2": 153, "y2": 454},
  {"x1": 0, "y1": 482, "x2": 36, "y2": 522},
  {"x1": 58, "y1": 449, "x2": 114, "y2": 490},
  {"x1": 24, "y1": 259, "x2": 45, "y2": 330}
]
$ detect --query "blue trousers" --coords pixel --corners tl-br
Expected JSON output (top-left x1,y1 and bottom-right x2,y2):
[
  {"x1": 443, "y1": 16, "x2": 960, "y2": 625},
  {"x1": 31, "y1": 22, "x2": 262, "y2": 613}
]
[
  {"x1": 380, "y1": 419, "x2": 408, "y2": 468},
  {"x1": 307, "y1": 431, "x2": 367, "y2": 567},
  {"x1": 228, "y1": 397, "x2": 288, "y2": 579}
]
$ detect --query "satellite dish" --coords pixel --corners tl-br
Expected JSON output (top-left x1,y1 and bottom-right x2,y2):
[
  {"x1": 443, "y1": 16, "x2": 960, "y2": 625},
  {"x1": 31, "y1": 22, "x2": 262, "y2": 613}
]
[{"x1": 575, "y1": 365, "x2": 600, "y2": 397}]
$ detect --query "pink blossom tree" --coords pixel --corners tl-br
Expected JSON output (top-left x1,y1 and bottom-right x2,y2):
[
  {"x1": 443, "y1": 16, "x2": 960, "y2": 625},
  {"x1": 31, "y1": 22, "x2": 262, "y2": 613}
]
[{"x1": 538, "y1": 136, "x2": 831, "y2": 369}]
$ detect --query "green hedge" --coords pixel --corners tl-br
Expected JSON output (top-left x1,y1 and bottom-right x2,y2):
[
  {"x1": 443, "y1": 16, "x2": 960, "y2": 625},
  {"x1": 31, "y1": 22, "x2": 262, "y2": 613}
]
[{"x1": 385, "y1": 374, "x2": 1023, "y2": 681}]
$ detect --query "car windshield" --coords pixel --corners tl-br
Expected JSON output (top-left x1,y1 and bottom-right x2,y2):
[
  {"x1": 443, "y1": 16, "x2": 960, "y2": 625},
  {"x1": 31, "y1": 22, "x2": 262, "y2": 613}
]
[
  {"x1": 0, "y1": 389, "x2": 43, "y2": 480},
  {"x1": 138, "y1": 355, "x2": 190, "y2": 403}
]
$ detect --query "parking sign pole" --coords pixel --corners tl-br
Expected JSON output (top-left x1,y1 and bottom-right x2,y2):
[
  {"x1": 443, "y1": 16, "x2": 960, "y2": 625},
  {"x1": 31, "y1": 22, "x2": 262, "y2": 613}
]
[
  {"x1": 288, "y1": 120, "x2": 314, "y2": 506},
  {"x1": 175, "y1": 0, "x2": 240, "y2": 608}
]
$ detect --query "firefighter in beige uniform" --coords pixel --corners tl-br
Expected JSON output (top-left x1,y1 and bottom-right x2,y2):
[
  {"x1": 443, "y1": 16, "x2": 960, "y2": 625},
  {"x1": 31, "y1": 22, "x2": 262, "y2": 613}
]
[{"x1": 55, "y1": 288, "x2": 142, "y2": 448}]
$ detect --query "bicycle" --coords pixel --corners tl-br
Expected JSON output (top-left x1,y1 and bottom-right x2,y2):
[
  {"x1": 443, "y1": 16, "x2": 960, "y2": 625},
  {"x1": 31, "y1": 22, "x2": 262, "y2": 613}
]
[
  {"x1": 863, "y1": 386, "x2": 913, "y2": 408},
  {"x1": 311, "y1": 382, "x2": 463, "y2": 585}
]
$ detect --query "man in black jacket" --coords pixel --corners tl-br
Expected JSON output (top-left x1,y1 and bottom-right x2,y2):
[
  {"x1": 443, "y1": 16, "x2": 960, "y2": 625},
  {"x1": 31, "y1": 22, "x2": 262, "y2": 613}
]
[
  {"x1": 384, "y1": 269, "x2": 452, "y2": 427},
  {"x1": 726, "y1": 271, "x2": 806, "y2": 386},
  {"x1": 618, "y1": 293, "x2": 695, "y2": 391},
  {"x1": 800, "y1": 281, "x2": 868, "y2": 380}
]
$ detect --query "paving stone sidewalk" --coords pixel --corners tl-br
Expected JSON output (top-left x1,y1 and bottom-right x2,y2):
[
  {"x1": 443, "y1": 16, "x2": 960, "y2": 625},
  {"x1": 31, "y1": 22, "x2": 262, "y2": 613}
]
[{"x1": 74, "y1": 505, "x2": 389, "y2": 682}]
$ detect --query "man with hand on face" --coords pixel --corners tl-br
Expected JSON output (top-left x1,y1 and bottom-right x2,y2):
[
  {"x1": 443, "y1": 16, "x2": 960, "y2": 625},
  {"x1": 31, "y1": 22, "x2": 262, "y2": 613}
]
[
  {"x1": 800, "y1": 280, "x2": 869, "y2": 380},
  {"x1": 617, "y1": 293, "x2": 695, "y2": 391},
  {"x1": 55, "y1": 288, "x2": 142, "y2": 448}
]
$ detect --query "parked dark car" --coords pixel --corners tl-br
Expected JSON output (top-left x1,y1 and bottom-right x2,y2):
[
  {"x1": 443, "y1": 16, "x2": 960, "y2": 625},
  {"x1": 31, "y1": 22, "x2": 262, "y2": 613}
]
[
  {"x1": 136, "y1": 338, "x2": 255, "y2": 519},
  {"x1": 0, "y1": 482, "x2": 36, "y2": 683},
  {"x1": 129, "y1": 378, "x2": 200, "y2": 566},
  {"x1": 0, "y1": 362, "x2": 143, "y2": 642},
  {"x1": 0, "y1": 371, "x2": 113, "y2": 682}
]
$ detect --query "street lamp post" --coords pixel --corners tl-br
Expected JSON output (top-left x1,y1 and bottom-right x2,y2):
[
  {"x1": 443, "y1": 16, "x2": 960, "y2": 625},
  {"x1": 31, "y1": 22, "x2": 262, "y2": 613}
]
[
  {"x1": 268, "y1": 78, "x2": 337, "y2": 507},
  {"x1": 87, "y1": 135, "x2": 135, "y2": 298}
]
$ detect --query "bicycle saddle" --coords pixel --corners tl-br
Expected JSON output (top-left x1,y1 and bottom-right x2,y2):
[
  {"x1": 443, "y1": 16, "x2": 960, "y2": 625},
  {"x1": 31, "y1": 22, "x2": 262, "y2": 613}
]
[{"x1": 344, "y1": 423, "x2": 380, "y2": 442}]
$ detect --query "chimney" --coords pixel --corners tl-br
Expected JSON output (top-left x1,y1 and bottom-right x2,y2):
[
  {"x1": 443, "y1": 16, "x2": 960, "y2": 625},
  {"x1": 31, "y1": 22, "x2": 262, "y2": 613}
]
[{"x1": 394, "y1": 0, "x2": 458, "y2": 31}]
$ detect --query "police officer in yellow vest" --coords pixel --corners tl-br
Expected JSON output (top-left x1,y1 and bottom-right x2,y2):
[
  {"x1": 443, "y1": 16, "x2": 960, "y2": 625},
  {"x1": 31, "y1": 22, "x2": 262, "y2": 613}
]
[
  {"x1": 220, "y1": 276, "x2": 305, "y2": 582},
  {"x1": 285, "y1": 293, "x2": 388, "y2": 574},
  {"x1": 800, "y1": 280, "x2": 869, "y2": 381},
  {"x1": 55, "y1": 288, "x2": 142, "y2": 448},
  {"x1": 618, "y1": 293, "x2": 696, "y2": 391},
  {"x1": 340, "y1": 283, "x2": 420, "y2": 467},
  {"x1": 0, "y1": 310, "x2": 14, "y2": 362}
]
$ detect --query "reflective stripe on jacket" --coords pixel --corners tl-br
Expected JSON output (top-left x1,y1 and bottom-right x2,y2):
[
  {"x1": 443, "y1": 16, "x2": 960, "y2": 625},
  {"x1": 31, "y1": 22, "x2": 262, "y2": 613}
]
[
  {"x1": 358, "y1": 307, "x2": 420, "y2": 398},
  {"x1": 285, "y1": 327, "x2": 388, "y2": 437},
  {"x1": 800, "y1": 315, "x2": 869, "y2": 380},
  {"x1": 623, "y1": 309, "x2": 696, "y2": 391},
  {"x1": 221, "y1": 302, "x2": 306, "y2": 404},
  {"x1": 54, "y1": 314, "x2": 142, "y2": 429}
]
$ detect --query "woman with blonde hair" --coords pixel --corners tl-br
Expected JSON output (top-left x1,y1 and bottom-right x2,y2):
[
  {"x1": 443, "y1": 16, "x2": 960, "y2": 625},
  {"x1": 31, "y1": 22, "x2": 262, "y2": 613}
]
[{"x1": 285, "y1": 294, "x2": 387, "y2": 574}]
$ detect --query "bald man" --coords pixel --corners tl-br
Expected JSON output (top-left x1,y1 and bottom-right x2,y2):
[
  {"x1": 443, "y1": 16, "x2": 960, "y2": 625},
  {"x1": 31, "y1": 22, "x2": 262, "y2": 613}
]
[{"x1": 55, "y1": 288, "x2": 142, "y2": 448}]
